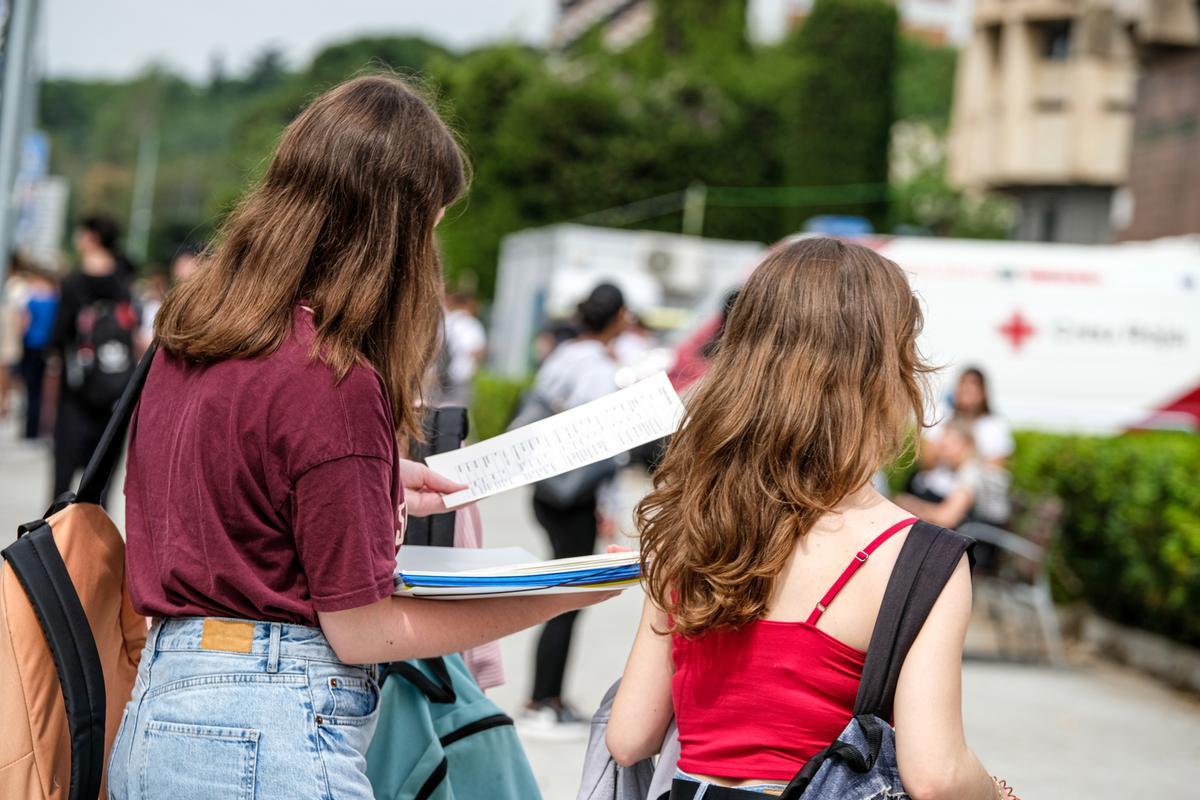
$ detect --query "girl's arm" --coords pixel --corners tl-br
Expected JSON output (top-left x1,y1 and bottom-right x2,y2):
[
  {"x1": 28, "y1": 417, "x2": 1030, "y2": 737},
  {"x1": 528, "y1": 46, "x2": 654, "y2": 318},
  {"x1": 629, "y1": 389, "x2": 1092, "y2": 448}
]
[
  {"x1": 896, "y1": 487, "x2": 975, "y2": 530},
  {"x1": 318, "y1": 460, "x2": 618, "y2": 663},
  {"x1": 607, "y1": 594, "x2": 675, "y2": 766},
  {"x1": 894, "y1": 556, "x2": 998, "y2": 800},
  {"x1": 318, "y1": 590, "x2": 615, "y2": 665}
]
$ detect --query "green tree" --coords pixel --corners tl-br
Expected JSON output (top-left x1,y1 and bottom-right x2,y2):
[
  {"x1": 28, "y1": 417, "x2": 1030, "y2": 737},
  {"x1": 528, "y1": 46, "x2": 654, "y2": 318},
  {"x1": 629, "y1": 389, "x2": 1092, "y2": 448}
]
[
  {"x1": 784, "y1": 0, "x2": 898, "y2": 228},
  {"x1": 245, "y1": 47, "x2": 288, "y2": 92},
  {"x1": 307, "y1": 36, "x2": 450, "y2": 90},
  {"x1": 652, "y1": 0, "x2": 748, "y2": 63},
  {"x1": 894, "y1": 36, "x2": 958, "y2": 129}
]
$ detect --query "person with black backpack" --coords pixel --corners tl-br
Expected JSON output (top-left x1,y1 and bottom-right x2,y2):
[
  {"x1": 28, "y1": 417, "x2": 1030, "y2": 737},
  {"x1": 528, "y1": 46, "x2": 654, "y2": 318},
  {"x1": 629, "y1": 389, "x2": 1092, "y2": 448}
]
[
  {"x1": 50, "y1": 214, "x2": 138, "y2": 506},
  {"x1": 606, "y1": 237, "x2": 1019, "y2": 800}
]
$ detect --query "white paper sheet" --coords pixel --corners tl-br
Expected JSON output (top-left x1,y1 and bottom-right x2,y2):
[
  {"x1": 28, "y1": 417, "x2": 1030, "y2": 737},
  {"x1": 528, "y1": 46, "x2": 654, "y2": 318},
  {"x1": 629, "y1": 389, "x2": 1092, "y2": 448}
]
[{"x1": 426, "y1": 371, "x2": 684, "y2": 508}]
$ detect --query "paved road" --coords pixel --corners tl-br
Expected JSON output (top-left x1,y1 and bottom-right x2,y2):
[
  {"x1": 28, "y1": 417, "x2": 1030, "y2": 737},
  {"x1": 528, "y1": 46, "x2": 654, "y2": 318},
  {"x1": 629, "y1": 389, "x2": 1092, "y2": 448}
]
[{"x1": 3, "y1": 424, "x2": 1199, "y2": 799}]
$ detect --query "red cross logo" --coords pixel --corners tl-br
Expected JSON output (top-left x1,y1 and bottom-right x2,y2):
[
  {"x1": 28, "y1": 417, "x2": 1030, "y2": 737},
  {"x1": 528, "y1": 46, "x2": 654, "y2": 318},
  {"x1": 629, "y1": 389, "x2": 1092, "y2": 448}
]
[{"x1": 999, "y1": 311, "x2": 1036, "y2": 352}]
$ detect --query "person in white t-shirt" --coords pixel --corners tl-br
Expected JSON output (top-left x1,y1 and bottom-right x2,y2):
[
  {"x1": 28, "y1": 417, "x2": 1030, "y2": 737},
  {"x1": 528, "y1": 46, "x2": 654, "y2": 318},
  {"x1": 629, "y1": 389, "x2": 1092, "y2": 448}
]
[
  {"x1": 908, "y1": 367, "x2": 1013, "y2": 575},
  {"x1": 923, "y1": 366, "x2": 1014, "y2": 468},
  {"x1": 440, "y1": 290, "x2": 486, "y2": 406}
]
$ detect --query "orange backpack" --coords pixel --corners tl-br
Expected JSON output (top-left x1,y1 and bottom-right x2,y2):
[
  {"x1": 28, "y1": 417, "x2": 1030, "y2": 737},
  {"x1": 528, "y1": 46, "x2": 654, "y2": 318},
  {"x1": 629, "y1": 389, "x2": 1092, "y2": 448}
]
[{"x1": 1, "y1": 349, "x2": 153, "y2": 800}]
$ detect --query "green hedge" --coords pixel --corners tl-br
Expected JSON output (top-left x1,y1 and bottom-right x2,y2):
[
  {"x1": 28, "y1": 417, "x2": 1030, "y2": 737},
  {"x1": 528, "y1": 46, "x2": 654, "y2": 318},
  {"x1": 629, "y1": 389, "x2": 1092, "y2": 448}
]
[
  {"x1": 1010, "y1": 431, "x2": 1200, "y2": 647},
  {"x1": 468, "y1": 371, "x2": 531, "y2": 443}
]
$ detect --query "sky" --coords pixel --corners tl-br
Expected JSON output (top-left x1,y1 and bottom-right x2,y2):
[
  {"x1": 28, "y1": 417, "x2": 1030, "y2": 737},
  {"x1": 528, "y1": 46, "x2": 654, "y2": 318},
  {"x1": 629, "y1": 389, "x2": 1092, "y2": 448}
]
[{"x1": 43, "y1": 0, "x2": 791, "y2": 80}]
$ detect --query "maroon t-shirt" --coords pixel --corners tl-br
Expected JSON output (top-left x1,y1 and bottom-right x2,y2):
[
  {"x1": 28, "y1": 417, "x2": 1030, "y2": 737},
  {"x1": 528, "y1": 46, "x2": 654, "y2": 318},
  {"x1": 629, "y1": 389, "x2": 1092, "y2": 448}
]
[{"x1": 124, "y1": 308, "x2": 404, "y2": 626}]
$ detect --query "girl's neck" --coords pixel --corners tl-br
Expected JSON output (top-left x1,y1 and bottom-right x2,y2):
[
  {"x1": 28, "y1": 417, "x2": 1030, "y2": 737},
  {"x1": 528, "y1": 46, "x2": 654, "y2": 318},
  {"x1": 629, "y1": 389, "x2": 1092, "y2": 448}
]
[{"x1": 830, "y1": 482, "x2": 885, "y2": 517}]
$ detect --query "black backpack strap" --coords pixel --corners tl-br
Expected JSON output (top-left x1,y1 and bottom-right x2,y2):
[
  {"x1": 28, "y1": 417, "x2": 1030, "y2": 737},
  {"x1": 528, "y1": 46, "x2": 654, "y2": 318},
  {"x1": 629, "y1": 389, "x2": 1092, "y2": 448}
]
[
  {"x1": 2, "y1": 521, "x2": 106, "y2": 800},
  {"x1": 404, "y1": 407, "x2": 469, "y2": 548},
  {"x1": 382, "y1": 657, "x2": 456, "y2": 704},
  {"x1": 853, "y1": 521, "x2": 975, "y2": 720},
  {"x1": 73, "y1": 342, "x2": 157, "y2": 507},
  {"x1": 780, "y1": 521, "x2": 974, "y2": 799}
]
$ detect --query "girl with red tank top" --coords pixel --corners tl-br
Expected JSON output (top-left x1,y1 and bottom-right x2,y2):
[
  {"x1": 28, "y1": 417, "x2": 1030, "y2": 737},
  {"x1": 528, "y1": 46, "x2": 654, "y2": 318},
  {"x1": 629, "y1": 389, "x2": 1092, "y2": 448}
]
[{"x1": 607, "y1": 238, "x2": 1017, "y2": 800}]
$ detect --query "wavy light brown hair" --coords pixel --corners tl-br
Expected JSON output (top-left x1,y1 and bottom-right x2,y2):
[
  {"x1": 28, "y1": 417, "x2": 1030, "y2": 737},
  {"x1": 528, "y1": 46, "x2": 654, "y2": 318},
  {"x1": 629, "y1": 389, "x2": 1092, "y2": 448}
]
[
  {"x1": 638, "y1": 237, "x2": 934, "y2": 637},
  {"x1": 154, "y1": 75, "x2": 467, "y2": 439}
]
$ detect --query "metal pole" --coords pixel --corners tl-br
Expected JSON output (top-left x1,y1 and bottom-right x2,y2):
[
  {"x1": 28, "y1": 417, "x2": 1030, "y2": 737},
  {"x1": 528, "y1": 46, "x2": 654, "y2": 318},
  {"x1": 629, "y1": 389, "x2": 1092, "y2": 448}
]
[
  {"x1": 682, "y1": 181, "x2": 707, "y2": 237},
  {"x1": 0, "y1": 0, "x2": 40, "y2": 288},
  {"x1": 127, "y1": 128, "x2": 159, "y2": 264}
]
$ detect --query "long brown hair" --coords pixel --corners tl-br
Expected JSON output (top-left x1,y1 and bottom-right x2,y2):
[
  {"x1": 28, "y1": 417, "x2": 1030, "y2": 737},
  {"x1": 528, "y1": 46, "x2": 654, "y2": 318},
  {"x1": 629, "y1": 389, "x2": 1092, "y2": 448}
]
[
  {"x1": 154, "y1": 75, "x2": 467, "y2": 439},
  {"x1": 638, "y1": 237, "x2": 933, "y2": 637}
]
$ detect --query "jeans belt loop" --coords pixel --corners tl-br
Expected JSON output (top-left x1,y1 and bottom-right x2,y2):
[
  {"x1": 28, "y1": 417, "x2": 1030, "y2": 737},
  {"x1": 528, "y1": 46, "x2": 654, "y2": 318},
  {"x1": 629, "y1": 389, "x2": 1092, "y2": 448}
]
[
  {"x1": 146, "y1": 617, "x2": 165, "y2": 654},
  {"x1": 267, "y1": 622, "x2": 282, "y2": 673}
]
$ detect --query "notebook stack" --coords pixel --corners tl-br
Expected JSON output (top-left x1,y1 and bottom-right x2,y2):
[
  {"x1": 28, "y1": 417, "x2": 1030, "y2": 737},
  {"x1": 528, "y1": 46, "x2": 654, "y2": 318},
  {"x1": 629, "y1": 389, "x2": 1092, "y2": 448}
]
[{"x1": 394, "y1": 546, "x2": 641, "y2": 599}]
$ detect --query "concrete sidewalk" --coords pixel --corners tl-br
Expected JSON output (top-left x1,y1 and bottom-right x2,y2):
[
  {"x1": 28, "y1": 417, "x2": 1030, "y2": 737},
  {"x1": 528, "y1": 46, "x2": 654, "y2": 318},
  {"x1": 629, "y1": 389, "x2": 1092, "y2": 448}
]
[{"x1": 3, "y1": 424, "x2": 1199, "y2": 799}]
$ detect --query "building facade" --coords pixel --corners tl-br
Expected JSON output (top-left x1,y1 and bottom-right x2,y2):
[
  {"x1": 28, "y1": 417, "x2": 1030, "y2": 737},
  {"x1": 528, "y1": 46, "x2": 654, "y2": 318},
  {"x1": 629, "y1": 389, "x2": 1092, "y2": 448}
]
[
  {"x1": 1118, "y1": 3, "x2": 1200, "y2": 241},
  {"x1": 948, "y1": 0, "x2": 1140, "y2": 243},
  {"x1": 553, "y1": 0, "x2": 978, "y2": 50},
  {"x1": 552, "y1": 0, "x2": 654, "y2": 50},
  {"x1": 949, "y1": 0, "x2": 1200, "y2": 244}
]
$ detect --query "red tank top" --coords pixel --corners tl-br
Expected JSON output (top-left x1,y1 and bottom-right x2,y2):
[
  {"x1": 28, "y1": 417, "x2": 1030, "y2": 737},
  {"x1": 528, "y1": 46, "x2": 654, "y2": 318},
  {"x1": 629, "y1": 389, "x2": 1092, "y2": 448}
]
[{"x1": 671, "y1": 517, "x2": 917, "y2": 782}]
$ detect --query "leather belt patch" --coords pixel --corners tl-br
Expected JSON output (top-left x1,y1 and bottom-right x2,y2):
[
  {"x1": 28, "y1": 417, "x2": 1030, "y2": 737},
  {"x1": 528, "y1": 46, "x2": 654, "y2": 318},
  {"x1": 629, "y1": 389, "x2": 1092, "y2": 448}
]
[{"x1": 200, "y1": 619, "x2": 255, "y2": 653}]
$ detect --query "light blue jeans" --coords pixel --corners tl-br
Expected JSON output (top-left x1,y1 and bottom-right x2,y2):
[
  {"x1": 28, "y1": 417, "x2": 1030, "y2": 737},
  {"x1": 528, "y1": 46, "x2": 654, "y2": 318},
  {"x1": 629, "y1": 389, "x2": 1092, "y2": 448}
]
[{"x1": 107, "y1": 617, "x2": 381, "y2": 800}]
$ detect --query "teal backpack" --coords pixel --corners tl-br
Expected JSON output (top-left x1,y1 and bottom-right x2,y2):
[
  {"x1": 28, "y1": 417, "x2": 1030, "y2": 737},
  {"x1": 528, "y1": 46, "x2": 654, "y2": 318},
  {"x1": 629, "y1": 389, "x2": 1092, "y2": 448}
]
[
  {"x1": 364, "y1": 653, "x2": 542, "y2": 800},
  {"x1": 365, "y1": 408, "x2": 541, "y2": 799}
]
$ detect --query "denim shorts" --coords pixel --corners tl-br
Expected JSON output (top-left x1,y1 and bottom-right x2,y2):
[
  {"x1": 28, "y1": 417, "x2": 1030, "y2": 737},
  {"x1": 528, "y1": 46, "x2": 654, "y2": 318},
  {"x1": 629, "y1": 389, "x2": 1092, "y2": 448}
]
[
  {"x1": 107, "y1": 617, "x2": 381, "y2": 800},
  {"x1": 675, "y1": 769, "x2": 788, "y2": 796}
]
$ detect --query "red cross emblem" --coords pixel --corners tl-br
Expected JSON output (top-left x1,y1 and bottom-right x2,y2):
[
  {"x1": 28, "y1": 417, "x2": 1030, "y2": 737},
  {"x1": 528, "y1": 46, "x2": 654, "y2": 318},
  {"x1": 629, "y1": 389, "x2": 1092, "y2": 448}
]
[{"x1": 999, "y1": 311, "x2": 1036, "y2": 352}]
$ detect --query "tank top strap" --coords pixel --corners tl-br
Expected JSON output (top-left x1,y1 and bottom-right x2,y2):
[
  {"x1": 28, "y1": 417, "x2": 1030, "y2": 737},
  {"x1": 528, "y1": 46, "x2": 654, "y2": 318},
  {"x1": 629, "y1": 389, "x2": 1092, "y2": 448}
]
[{"x1": 805, "y1": 517, "x2": 918, "y2": 626}]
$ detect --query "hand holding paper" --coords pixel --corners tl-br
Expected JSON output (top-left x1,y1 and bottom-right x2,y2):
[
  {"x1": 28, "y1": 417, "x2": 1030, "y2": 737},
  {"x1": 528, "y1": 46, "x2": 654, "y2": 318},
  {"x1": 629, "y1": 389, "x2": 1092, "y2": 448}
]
[{"x1": 399, "y1": 459, "x2": 469, "y2": 516}]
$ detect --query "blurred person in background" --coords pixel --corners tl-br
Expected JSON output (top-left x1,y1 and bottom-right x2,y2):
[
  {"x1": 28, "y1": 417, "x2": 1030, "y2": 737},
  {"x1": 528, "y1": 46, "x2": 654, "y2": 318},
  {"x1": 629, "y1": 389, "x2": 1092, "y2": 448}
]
[
  {"x1": 920, "y1": 367, "x2": 1013, "y2": 470},
  {"x1": 0, "y1": 254, "x2": 32, "y2": 419},
  {"x1": 612, "y1": 311, "x2": 651, "y2": 367},
  {"x1": 16, "y1": 265, "x2": 60, "y2": 439},
  {"x1": 134, "y1": 267, "x2": 168, "y2": 353},
  {"x1": 669, "y1": 288, "x2": 740, "y2": 394},
  {"x1": 896, "y1": 420, "x2": 1010, "y2": 530},
  {"x1": 50, "y1": 213, "x2": 137, "y2": 505},
  {"x1": 440, "y1": 287, "x2": 486, "y2": 406},
  {"x1": 170, "y1": 244, "x2": 202, "y2": 284},
  {"x1": 521, "y1": 282, "x2": 626, "y2": 738},
  {"x1": 532, "y1": 318, "x2": 578, "y2": 365},
  {"x1": 902, "y1": 369, "x2": 1014, "y2": 577}
]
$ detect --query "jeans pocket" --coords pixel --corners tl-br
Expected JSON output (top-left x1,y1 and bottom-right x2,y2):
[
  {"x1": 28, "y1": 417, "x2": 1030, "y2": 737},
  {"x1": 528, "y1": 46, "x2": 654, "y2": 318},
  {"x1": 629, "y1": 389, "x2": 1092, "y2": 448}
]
[
  {"x1": 327, "y1": 676, "x2": 379, "y2": 722},
  {"x1": 313, "y1": 670, "x2": 380, "y2": 727},
  {"x1": 139, "y1": 720, "x2": 259, "y2": 800}
]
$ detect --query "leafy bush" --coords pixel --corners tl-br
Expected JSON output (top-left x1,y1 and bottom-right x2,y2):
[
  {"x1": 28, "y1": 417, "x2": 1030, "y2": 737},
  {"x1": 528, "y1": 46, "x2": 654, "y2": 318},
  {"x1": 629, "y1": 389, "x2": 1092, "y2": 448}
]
[
  {"x1": 784, "y1": 0, "x2": 899, "y2": 228},
  {"x1": 469, "y1": 371, "x2": 531, "y2": 443},
  {"x1": 1010, "y1": 432, "x2": 1200, "y2": 647}
]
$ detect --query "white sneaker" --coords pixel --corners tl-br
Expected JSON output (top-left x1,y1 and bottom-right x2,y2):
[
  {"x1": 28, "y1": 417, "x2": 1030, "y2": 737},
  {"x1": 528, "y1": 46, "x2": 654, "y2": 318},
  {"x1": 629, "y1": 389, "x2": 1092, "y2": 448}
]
[{"x1": 516, "y1": 702, "x2": 589, "y2": 742}]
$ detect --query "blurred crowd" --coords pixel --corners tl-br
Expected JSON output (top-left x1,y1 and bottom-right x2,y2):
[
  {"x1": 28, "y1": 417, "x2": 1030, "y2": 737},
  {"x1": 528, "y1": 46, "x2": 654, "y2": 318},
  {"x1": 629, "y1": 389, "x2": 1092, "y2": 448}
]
[{"x1": 0, "y1": 213, "x2": 199, "y2": 503}]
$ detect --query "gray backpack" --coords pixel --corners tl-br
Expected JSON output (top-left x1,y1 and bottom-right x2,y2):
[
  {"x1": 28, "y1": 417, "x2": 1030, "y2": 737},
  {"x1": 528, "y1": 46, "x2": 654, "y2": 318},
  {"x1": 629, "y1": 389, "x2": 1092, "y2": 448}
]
[{"x1": 667, "y1": 521, "x2": 974, "y2": 800}]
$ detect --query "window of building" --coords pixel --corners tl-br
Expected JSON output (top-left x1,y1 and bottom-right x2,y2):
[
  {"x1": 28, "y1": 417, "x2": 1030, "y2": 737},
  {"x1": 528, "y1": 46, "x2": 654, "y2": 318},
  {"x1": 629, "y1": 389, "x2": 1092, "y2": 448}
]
[
  {"x1": 1035, "y1": 19, "x2": 1073, "y2": 60},
  {"x1": 1041, "y1": 202, "x2": 1059, "y2": 242},
  {"x1": 985, "y1": 23, "x2": 1003, "y2": 68}
]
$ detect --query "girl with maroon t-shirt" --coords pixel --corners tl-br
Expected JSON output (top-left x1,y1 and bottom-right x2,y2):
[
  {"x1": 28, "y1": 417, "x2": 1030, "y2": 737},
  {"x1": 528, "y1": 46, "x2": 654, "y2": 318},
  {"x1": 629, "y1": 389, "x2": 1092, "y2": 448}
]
[{"x1": 106, "y1": 76, "x2": 615, "y2": 800}]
